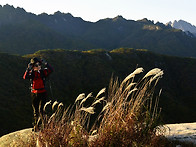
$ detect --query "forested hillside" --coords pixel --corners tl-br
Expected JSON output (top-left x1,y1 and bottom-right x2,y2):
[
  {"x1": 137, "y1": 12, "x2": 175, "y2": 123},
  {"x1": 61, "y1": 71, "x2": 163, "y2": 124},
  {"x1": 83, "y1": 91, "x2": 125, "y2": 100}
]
[
  {"x1": 0, "y1": 5, "x2": 196, "y2": 57},
  {"x1": 0, "y1": 48, "x2": 196, "y2": 136}
]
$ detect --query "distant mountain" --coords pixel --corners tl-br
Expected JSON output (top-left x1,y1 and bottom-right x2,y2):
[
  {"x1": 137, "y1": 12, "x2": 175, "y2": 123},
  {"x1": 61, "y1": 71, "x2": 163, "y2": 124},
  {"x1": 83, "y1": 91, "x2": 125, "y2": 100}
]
[
  {"x1": 1, "y1": 5, "x2": 196, "y2": 57},
  {"x1": 167, "y1": 20, "x2": 196, "y2": 37},
  {"x1": 0, "y1": 5, "x2": 93, "y2": 54},
  {"x1": 37, "y1": 11, "x2": 93, "y2": 37}
]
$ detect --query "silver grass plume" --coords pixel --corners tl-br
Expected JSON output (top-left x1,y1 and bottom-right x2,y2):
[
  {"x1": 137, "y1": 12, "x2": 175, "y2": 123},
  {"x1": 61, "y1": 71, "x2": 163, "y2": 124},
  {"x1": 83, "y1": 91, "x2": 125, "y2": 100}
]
[
  {"x1": 80, "y1": 107, "x2": 95, "y2": 114},
  {"x1": 92, "y1": 97, "x2": 105, "y2": 106},
  {"x1": 125, "y1": 88, "x2": 138, "y2": 100},
  {"x1": 86, "y1": 92, "x2": 93, "y2": 99},
  {"x1": 150, "y1": 70, "x2": 164, "y2": 83},
  {"x1": 75, "y1": 93, "x2": 85, "y2": 103},
  {"x1": 122, "y1": 68, "x2": 144, "y2": 84},
  {"x1": 80, "y1": 93, "x2": 93, "y2": 106},
  {"x1": 58, "y1": 102, "x2": 64, "y2": 109},
  {"x1": 124, "y1": 83, "x2": 137, "y2": 92},
  {"x1": 143, "y1": 68, "x2": 162, "y2": 79},
  {"x1": 101, "y1": 102, "x2": 111, "y2": 113},
  {"x1": 43, "y1": 100, "x2": 52, "y2": 112},
  {"x1": 96, "y1": 88, "x2": 106, "y2": 99},
  {"x1": 52, "y1": 101, "x2": 59, "y2": 111}
]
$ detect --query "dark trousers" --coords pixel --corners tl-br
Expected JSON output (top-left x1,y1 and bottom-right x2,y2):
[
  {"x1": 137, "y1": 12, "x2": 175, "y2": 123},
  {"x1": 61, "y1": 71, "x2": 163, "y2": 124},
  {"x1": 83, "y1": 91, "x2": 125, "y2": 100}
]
[{"x1": 31, "y1": 92, "x2": 47, "y2": 126}]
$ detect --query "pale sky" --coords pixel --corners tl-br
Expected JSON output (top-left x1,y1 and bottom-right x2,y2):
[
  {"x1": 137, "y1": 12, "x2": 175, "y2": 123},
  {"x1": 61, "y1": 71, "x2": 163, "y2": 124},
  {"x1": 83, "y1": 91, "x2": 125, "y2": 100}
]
[{"x1": 0, "y1": 0, "x2": 196, "y2": 26}]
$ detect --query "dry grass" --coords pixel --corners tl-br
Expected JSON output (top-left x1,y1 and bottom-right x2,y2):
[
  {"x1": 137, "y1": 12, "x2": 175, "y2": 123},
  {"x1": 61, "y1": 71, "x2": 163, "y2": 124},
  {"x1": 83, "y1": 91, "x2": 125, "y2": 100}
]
[{"x1": 36, "y1": 67, "x2": 165, "y2": 146}]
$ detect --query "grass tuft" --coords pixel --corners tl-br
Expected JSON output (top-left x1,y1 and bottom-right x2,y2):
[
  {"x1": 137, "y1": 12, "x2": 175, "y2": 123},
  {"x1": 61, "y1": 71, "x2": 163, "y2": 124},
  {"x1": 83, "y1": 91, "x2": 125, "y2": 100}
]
[{"x1": 36, "y1": 67, "x2": 167, "y2": 146}]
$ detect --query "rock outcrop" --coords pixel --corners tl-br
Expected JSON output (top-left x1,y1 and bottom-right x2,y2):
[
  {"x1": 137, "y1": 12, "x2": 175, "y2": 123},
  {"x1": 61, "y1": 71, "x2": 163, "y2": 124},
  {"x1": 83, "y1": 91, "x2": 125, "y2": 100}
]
[{"x1": 0, "y1": 128, "x2": 37, "y2": 147}]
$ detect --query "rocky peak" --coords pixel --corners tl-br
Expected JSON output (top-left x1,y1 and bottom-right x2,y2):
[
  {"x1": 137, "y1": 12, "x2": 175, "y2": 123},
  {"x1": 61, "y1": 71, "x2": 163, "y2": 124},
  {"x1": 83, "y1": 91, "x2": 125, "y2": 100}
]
[
  {"x1": 137, "y1": 18, "x2": 154, "y2": 25},
  {"x1": 169, "y1": 20, "x2": 196, "y2": 36},
  {"x1": 112, "y1": 15, "x2": 126, "y2": 22}
]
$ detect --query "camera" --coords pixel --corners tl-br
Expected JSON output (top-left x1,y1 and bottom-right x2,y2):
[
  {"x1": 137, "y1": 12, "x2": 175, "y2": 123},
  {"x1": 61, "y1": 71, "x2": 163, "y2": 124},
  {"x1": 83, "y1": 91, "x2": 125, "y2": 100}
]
[{"x1": 28, "y1": 63, "x2": 33, "y2": 70}]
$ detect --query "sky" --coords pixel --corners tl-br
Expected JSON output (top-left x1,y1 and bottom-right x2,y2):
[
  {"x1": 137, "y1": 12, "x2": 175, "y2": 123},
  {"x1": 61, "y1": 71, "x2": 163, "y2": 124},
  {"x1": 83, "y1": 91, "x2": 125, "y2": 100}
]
[{"x1": 0, "y1": 0, "x2": 196, "y2": 26}]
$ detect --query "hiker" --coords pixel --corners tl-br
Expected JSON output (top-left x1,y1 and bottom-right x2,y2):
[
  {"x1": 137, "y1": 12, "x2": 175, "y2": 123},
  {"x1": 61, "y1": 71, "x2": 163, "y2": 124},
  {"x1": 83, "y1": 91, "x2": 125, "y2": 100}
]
[{"x1": 23, "y1": 57, "x2": 53, "y2": 131}]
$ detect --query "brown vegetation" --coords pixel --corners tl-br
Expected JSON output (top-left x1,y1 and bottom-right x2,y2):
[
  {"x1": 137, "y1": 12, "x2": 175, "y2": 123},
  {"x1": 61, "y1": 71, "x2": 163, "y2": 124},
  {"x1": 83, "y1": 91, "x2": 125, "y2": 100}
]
[{"x1": 36, "y1": 67, "x2": 165, "y2": 146}]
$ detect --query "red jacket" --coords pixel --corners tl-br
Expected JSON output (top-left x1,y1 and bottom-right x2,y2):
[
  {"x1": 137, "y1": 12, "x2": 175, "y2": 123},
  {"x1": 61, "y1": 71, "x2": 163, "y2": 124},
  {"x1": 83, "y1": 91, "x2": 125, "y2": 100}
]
[{"x1": 23, "y1": 64, "x2": 53, "y2": 93}]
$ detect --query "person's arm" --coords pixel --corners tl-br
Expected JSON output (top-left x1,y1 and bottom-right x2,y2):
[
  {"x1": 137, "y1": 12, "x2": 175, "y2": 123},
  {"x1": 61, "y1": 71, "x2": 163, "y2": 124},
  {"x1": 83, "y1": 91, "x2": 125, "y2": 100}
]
[
  {"x1": 43, "y1": 61, "x2": 53, "y2": 77},
  {"x1": 23, "y1": 63, "x2": 33, "y2": 79},
  {"x1": 46, "y1": 63, "x2": 53, "y2": 74}
]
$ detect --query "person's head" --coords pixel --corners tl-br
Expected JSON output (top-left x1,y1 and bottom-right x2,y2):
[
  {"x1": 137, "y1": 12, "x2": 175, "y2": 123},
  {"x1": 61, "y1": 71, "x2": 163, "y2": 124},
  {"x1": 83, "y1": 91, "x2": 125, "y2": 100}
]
[
  {"x1": 33, "y1": 62, "x2": 41, "y2": 71},
  {"x1": 30, "y1": 57, "x2": 42, "y2": 71}
]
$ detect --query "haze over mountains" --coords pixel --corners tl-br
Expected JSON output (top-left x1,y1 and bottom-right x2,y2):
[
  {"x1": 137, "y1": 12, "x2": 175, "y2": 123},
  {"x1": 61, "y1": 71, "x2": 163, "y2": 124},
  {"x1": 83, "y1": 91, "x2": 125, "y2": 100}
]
[{"x1": 0, "y1": 4, "x2": 196, "y2": 57}]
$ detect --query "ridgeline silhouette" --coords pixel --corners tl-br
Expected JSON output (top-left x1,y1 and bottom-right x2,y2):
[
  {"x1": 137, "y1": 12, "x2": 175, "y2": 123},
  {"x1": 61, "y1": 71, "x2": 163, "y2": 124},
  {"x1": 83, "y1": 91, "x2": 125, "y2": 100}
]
[{"x1": 0, "y1": 4, "x2": 196, "y2": 57}]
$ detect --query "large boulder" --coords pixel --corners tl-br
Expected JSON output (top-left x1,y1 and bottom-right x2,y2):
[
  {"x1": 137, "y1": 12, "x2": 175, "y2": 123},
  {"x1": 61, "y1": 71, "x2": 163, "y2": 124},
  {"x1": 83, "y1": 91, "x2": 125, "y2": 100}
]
[{"x1": 0, "y1": 128, "x2": 37, "y2": 147}]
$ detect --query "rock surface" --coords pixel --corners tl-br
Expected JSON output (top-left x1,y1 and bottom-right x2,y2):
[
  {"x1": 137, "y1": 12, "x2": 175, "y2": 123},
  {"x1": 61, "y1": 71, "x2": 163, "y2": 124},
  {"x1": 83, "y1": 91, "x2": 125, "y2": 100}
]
[
  {"x1": 163, "y1": 122, "x2": 196, "y2": 145},
  {"x1": 0, "y1": 128, "x2": 37, "y2": 147}
]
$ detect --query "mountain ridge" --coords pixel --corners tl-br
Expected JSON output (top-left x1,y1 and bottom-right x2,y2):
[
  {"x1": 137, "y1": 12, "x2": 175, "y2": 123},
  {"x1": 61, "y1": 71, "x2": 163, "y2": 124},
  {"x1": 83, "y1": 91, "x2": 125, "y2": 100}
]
[{"x1": 0, "y1": 4, "x2": 196, "y2": 57}]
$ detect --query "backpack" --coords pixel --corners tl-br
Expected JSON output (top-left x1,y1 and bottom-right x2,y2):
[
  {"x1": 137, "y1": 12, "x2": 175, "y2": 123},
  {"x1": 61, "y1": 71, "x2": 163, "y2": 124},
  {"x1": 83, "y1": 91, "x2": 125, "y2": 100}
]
[{"x1": 29, "y1": 70, "x2": 46, "y2": 91}]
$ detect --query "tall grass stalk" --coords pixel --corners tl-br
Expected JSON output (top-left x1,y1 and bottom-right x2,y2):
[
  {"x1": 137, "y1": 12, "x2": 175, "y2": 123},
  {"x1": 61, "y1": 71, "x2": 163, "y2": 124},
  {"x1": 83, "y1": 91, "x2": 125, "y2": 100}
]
[{"x1": 37, "y1": 67, "x2": 165, "y2": 146}]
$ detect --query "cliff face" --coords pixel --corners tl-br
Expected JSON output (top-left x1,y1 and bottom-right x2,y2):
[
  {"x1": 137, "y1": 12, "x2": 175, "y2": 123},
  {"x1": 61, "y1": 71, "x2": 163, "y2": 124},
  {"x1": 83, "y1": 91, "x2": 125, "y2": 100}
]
[{"x1": 168, "y1": 20, "x2": 196, "y2": 36}]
